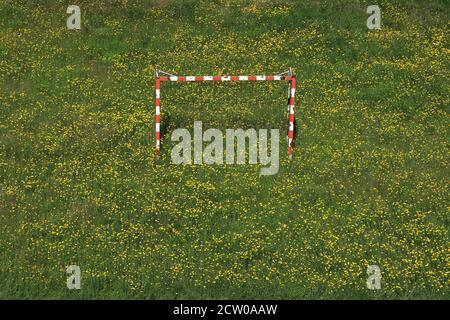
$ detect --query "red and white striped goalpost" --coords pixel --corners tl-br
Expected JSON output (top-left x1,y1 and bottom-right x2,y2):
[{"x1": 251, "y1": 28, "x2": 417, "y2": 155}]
[{"x1": 154, "y1": 67, "x2": 297, "y2": 159}]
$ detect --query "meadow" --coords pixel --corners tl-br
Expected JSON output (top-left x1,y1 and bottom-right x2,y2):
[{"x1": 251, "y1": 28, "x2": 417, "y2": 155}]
[{"x1": 0, "y1": 0, "x2": 448, "y2": 299}]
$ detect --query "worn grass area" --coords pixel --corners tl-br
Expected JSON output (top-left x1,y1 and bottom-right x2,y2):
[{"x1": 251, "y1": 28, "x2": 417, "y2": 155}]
[{"x1": 0, "y1": 0, "x2": 448, "y2": 299}]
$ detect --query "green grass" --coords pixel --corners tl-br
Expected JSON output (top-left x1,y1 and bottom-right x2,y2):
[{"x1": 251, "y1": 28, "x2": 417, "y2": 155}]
[{"x1": 0, "y1": 0, "x2": 448, "y2": 299}]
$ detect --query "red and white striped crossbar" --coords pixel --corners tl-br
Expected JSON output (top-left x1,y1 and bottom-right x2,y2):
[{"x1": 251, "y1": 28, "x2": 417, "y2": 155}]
[{"x1": 154, "y1": 71, "x2": 297, "y2": 159}]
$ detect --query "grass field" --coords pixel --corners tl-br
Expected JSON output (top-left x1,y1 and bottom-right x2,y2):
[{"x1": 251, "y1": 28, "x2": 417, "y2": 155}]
[{"x1": 0, "y1": 0, "x2": 448, "y2": 299}]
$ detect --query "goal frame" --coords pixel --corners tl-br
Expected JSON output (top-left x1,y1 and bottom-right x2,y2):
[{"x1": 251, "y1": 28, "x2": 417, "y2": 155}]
[{"x1": 154, "y1": 67, "x2": 297, "y2": 159}]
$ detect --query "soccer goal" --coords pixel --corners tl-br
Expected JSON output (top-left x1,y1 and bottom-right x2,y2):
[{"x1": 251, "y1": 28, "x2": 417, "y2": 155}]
[{"x1": 154, "y1": 67, "x2": 297, "y2": 159}]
